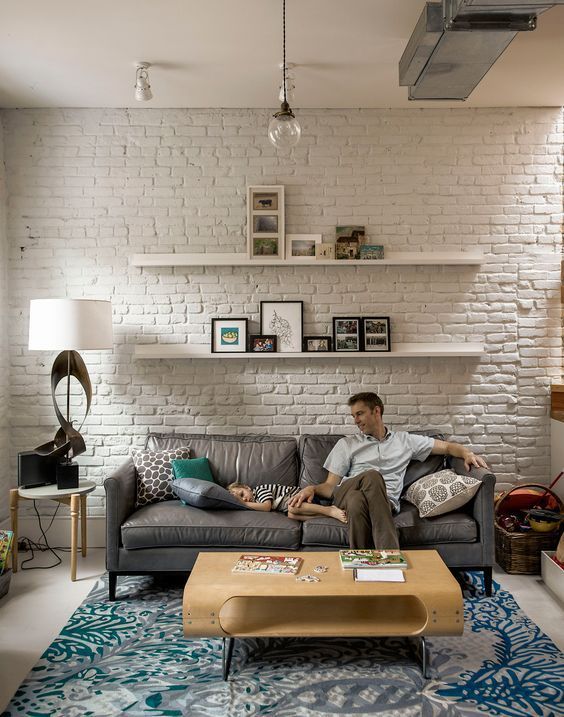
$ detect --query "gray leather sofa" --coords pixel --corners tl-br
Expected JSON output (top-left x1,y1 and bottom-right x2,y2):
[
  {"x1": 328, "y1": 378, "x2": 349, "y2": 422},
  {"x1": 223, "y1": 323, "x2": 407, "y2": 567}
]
[{"x1": 105, "y1": 431, "x2": 495, "y2": 600}]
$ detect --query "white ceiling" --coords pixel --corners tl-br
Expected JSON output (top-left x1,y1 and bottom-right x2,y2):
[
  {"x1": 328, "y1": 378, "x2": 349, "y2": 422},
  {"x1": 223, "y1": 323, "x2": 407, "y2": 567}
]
[{"x1": 0, "y1": 0, "x2": 563, "y2": 109}]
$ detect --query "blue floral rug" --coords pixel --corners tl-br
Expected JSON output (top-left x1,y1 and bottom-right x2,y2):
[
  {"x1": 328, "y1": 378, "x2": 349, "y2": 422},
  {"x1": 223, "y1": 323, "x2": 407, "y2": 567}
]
[{"x1": 2, "y1": 574, "x2": 563, "y2": 717}]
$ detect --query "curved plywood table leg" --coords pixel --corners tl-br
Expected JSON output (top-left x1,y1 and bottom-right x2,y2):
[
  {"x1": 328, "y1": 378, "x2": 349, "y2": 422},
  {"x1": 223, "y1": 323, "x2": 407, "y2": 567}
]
[{"x1": 70, "y1": 493, "x2": 79, "y2": 581}]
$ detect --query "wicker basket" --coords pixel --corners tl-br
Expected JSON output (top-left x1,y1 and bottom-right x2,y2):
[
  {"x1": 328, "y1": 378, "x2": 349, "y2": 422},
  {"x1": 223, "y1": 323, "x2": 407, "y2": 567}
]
[{"x1": 495, "y1": 523, "x2": 561, "y2": 574}]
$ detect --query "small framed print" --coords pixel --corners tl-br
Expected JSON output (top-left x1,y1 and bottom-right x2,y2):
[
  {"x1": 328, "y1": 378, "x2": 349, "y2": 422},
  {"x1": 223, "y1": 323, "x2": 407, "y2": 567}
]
[
  {"x1": 315, "y1": 243, "x2": 335, "y2": 260},
  {"x1": 303, "y1": 336, "x2": 332, "y2": 352},
  {"x1": 211, "y1": 318, "x2": 248, "y2": 353},
  {"x1": 260, "y1": 300, "x2": 303, "y2": 353},
  {"x1": 362, "y1": 317, "x2": 391, "y2": 352},
  {"x1": 333, "y1": 317, "x2": 361, "y2": 352},
  {"x1": 286, "y1": 234, "x2": 323, "y2": 262},
  {"x1": 249, "y1": 335, "x2": 277, "y2": 352},
  {"x1": 335, "y1": 225, "x2": 365, "y2": 260},
  {"x1": 248, "y1": 185, "x2": 284, "y2": 260}
]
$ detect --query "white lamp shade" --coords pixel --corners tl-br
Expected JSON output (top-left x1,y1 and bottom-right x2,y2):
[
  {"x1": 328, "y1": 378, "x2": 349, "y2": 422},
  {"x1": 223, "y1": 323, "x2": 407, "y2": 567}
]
[{"x1": 29, "y1": 299, "x2": 113, "y2": 351}]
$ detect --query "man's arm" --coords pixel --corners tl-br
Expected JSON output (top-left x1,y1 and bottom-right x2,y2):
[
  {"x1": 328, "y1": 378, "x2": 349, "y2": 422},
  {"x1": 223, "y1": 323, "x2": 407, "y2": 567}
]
[
  {"x1": 431, "y1": 439, "x2": 488, "y2": 471},
  {"x1": 288, "y1": 472, "x2": 341, "y2": 508}
]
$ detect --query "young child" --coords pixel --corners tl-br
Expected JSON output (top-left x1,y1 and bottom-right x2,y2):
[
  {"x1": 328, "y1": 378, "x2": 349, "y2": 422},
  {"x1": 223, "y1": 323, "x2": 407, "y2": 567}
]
[{"x1": 227, "y1": 482, "x2": 347, "y2": 523}]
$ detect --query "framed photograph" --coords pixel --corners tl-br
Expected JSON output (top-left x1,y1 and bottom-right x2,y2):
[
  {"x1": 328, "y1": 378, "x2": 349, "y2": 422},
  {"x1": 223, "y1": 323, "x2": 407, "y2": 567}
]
[
  {"x1": 211, "y1": 318, "x2": 248, "y2": 353},
  {"x1": 333, "y1": 317, "x2": 361, "y2": 352},
  {"x1": 286, "y1": 234, "x2": 323, "y2": 262},
  {"x1": 359, "y1": 245, "x2": 384, "y2": 260},
  {"x1": 303, "y1": 336, "x2": 332, "y2": 352},
  {"x1": 362, "y1": 317, "x2": 391, "y2": 352},
  {"x1": 252, "y1": 192, "x2": 278, "y2": 211},
  {"x1": 260, "y1": 301, "x2": 303, "y2": 353},
  {"x1": 335, "y1": 225, "x2": 365, "y2": 260},
  {"x1": 248, "y1": 185, "x2": 284, "y2": 260},
  {"x1": 249, "y1": 335, "x2": 277, "y2": 352}
]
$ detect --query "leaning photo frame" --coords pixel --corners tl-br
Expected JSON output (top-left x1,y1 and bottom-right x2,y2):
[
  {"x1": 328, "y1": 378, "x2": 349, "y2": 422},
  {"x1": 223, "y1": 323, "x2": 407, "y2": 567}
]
[
  {"x1": 362, "y1": 317, "x2": 391, "y2": 352},
  {"x1": 333, "y1": 317, "x2": 361, "y2": 352},
  {"x1": 211, "y1": 318, "x2": 248, "y2": 353},
  {"x1": 260, "y1": 301, "x2": 303, "y2": 353},
  {"x1": 247, "y1": 185, "x2": 285, "y2": 260}
]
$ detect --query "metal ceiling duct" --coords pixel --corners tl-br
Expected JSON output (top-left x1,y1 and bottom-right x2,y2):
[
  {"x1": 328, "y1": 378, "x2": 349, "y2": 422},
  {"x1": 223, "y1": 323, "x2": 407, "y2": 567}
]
[{"x1": 399, "y1": 0, "x2": 564, "y2": 100}]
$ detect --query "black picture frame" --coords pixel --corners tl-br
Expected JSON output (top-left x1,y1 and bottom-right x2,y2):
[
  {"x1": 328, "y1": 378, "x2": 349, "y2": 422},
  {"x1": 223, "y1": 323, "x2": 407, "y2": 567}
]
[
  {"x1": 362, "y1": 317, "x2": 391, "y2": 352},
  {"x1": 332, "y1": 317, "x2": 361, "y2": 352},
  {"x1": 303, "y1": 336, "x2": 332, "y2": 352},
  {"x1": 260, "y1": 301, "x2": 304, "y2": 353},
  {"x1": 211, "y1": 317, "x2": 248, "y2": 353},
  {"x1": 249, "y1": 335, "x2": 277, "y2": 352}
]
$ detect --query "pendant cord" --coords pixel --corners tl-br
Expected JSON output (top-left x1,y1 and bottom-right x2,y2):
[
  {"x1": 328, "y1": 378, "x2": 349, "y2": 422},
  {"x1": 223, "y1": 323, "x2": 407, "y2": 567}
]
[{"x1": 282, "y1": 0, "x2": 287, "y2": 104}]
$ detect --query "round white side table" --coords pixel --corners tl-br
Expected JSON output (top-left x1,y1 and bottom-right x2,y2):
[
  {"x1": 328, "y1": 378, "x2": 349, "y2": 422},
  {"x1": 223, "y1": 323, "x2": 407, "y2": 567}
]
[{"x1": 10, "y1": 480, "x2": 96, "y2": 581}]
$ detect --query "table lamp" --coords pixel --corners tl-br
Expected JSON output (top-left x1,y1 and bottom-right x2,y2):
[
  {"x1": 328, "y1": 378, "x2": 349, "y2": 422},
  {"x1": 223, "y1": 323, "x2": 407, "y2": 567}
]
[{"x1": 28, "y1": 299, "x2": 113, "y2": 489}]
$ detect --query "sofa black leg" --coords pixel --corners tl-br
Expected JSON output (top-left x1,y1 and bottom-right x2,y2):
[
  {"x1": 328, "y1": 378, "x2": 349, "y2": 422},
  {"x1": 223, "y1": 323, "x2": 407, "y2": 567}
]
[
  {"x1": 483, "y1": 567, "x2": 492, "y2": 597},
  {"x1": 109, "y1": 572, "x2": 117, "y2": 601}
]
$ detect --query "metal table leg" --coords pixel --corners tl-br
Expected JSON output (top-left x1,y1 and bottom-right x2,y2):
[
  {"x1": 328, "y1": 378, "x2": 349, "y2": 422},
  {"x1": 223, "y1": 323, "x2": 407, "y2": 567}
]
[{"x1": 222, "y1": 637, "x2": 235, "y2": 680}]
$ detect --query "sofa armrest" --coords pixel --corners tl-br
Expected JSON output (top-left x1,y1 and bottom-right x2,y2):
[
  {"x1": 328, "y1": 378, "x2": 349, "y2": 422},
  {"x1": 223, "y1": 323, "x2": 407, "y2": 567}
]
[
  {"x1": 104, "y1": 458, "x2": 136, "y2": 570},
  {"x1": 448, "y1": 458, "x2": 496, "y2": 565}
]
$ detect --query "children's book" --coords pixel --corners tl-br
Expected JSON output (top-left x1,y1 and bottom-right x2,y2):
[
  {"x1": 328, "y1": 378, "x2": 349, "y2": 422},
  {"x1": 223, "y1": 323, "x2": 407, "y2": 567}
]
[
  {"x1": 232, "y1": 554, "x2": 302, "y2": 575},
  {"x1": 0, "y1": 530, "x2": 14, "y2": 575},
  {"x1": 339, "y1": 549, "x2": 408, "y2": 570}
]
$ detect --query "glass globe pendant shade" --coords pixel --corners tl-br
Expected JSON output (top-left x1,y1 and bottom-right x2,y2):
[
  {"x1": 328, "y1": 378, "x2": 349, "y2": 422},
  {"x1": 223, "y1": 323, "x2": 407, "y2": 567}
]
[{"x1": 268, "y1": 102, "x2": 301, "y2": 149}]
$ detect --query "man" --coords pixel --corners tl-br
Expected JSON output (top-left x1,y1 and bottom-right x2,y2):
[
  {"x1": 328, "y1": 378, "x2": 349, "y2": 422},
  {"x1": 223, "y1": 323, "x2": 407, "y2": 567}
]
[{"x1": 289, "y1": 392, "x2": 487, "y2": 550}]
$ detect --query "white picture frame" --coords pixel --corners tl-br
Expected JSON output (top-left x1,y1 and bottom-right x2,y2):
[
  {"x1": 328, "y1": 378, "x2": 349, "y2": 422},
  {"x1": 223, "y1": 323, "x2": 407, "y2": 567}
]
[
  {"x1": 286, "y1": 234, "x2": 323, "y2": 262},
  {"x1": 247, "y1": 185, "x2": 285, "y2": 260}
]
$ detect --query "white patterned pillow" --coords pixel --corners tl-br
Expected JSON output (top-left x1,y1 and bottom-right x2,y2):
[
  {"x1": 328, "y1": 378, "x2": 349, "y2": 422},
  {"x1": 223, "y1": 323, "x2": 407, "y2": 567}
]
[
  {"x1": 404, "y1": 469, "x2": 481, "y2": 518},
  {"x1": 133, "y1": 447, "x2": 191, "y2": 506}
]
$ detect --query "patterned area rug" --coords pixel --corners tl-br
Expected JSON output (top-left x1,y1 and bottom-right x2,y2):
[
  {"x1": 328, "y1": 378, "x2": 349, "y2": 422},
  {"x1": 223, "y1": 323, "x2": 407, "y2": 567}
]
[{"x1": 3, "y1": 574, "x2": 563, "y2": 717}]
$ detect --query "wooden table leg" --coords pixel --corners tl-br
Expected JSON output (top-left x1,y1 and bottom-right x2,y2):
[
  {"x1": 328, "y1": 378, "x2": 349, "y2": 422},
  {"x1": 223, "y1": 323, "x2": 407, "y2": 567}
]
[
  {"x1": 9, "y1": 489, "x2": 19, "y2": 573},
  {"x1": 80, "y1": 494, "x2": 87, "y2": 557},
  {"x1": 70, "y1": 493, "x2": 79, "y2": 581}
]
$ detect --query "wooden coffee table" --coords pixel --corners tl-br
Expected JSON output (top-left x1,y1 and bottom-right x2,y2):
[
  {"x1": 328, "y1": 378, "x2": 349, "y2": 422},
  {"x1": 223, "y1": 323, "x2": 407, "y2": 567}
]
[{"x1": 183, "y1": 549, "x2": 463, "y2": 679}]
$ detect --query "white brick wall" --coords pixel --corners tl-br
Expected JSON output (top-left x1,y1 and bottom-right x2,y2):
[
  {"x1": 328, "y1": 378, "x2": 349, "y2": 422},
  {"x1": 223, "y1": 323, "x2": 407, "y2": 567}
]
[
  {"x1": 2, "y1": 107, "x2": 562, "y2": 522},
  {"x1": 0, "y1": 117, "x2": 9, "y2": 524}
]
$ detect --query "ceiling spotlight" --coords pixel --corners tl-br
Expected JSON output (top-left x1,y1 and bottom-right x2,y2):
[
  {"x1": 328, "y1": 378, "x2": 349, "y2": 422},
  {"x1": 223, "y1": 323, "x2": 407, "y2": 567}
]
[
  {"x1": 268, "y1": 0, "x2": 301, "y2": 150},
  {"x1": 134, "y1": 62, "x2": 153, "y2": 102}
]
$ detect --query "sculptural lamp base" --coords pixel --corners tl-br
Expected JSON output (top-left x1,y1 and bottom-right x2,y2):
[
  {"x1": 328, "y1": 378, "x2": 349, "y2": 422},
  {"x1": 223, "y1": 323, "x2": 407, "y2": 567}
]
[{"x1": 56, "y1": 460, "x2": 79, "y2": 490}]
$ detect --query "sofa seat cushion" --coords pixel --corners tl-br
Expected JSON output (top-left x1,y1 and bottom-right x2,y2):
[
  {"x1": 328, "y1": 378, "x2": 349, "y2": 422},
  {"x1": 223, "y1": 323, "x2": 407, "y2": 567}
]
[
  {"x1": 301, "y1": 515, "x2": 348, "y2": 548},
  {"x1": 395, "y1": 501, "x2": 477, "y2": 546},
  {"x1": 145, "y1": 433, "x2": 298, "y2": 489},
  {"x1": 121, "y1": 501, "x2": 301, "y2": 551}
]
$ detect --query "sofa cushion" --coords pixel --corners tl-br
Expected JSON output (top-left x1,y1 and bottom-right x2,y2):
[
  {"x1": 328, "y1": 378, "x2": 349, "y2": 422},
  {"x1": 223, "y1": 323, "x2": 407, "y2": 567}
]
[
  {"x1": 404, "y1": 469, "x2": 481, "y2": 517},
  {"x1": 121, "y1": 501, "x2": 301, "y2": 550},
  {"x1": 395, "y1": 501, "x2": 478, "y2": 546},
  {"x1": 146, "y1": 433, "x2": 298, "y2": 489},
  {"x1": 300, "y1": 500, "x2": 477, "y2": 548},
  {"x1": 171, "y1": 478, "x2": 248, "y2": 511},
  {"x1": 133, "y1": 447, "x2": 191, "y2": 507},
  {"x1": 172, "y1": 457, "x2": 214, "y2": 483}
]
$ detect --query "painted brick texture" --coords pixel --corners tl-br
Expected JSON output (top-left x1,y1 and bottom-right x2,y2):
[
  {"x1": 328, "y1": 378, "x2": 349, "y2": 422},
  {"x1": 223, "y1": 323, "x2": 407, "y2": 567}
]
[
  {"x1": 2, "y1": 107, "x2": 562, "y2": 517},
  {"x1": 0, "y1": 119, "x2": 9, "y2": 523}
]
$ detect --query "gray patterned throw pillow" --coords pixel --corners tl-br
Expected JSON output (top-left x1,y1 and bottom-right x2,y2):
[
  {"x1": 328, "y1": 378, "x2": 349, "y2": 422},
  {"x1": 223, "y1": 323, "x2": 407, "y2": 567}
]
[
  {"x1": 133, "y1": 447, "x2": 191, "y2": 507},
  {"x1": 404, "y1": 469, "x2": 481, "y2": 518}
]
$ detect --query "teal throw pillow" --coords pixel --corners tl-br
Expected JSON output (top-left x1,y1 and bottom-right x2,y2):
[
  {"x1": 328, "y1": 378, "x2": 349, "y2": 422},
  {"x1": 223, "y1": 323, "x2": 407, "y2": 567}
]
[{"x1": 171, "y1": 457, "x2": 214, "y2": 483}]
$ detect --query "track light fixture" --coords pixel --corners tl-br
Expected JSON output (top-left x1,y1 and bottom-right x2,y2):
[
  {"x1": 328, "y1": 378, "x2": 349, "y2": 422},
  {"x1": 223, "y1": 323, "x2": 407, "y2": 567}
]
[
  {"x1": 268, "y1": 0, "x2": 301, "y2": 150},
  {"x1": 134, "y1": 62, "x2": 153, "y2": 102}
]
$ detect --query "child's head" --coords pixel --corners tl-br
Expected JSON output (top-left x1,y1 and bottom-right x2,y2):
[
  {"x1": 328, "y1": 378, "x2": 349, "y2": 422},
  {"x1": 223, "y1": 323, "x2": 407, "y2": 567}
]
[{"x1": 227, "y1": 482, "x2": 253, "y2": 503}]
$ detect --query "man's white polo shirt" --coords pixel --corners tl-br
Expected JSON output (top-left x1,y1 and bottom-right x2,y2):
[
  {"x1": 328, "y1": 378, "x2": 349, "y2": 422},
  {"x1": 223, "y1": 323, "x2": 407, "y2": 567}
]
[{"x1": 323, "y1": 430, "x2": 434, "y2": 512}]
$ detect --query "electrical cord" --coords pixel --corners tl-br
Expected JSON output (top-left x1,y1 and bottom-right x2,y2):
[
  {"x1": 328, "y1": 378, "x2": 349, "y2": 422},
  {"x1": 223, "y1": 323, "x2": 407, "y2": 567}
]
[{"x1": 19, "y1": 501, "x2": 71, "y2": 570}]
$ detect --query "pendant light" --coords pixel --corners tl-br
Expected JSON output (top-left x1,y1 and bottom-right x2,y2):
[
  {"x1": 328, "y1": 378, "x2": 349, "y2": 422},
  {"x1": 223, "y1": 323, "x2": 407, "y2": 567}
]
[{"x1": 268, "y1": 0, "x2": 301, "y2": 149}]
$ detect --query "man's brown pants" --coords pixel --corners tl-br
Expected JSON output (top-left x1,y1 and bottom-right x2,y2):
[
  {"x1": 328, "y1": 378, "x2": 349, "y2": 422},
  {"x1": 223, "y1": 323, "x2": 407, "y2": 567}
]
[{"x1": 332, "y1": 470, "x2": 399, "y2": 549}]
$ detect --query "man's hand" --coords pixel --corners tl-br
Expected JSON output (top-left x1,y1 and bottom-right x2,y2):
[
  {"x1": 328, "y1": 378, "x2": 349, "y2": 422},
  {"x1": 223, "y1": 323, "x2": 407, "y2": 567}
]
[
  {"x1": 288, "y1": 485, "x2": 316, "y2": 509},
  {"x1": 462, "y1": 450, "x2": 488, "y2": 472}
]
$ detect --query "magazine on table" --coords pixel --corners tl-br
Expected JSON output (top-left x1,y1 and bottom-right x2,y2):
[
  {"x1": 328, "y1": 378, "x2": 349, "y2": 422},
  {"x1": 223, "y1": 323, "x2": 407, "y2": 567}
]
[
  {"x1": 354, "y1": 568, "x2": 405, "y2": 582},
  {"x1": 0, "y1": 530, "x2": 14, "y2": 575},
  {"x1": 232, "y1": 554, "x2": 303, "y2": 575},
  {"x1": 339, "y1": 549, "x2": 408, "y2": 570}
]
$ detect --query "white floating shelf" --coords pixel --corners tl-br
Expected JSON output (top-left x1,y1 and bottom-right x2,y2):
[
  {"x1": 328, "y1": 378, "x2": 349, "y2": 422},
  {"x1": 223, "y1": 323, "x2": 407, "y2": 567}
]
[
  {"x1": 131, "y1": 251, "x2": 483, "y2": 268},
  {"x1": 134, "y1": 342, "x2": 485, "y2": 359}
]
